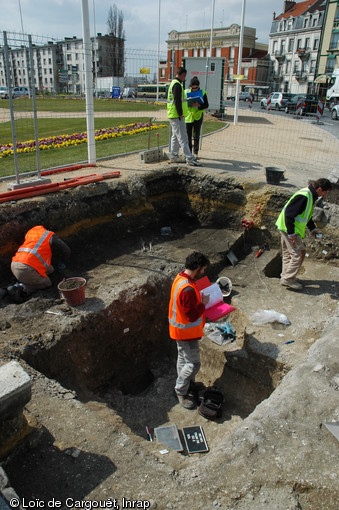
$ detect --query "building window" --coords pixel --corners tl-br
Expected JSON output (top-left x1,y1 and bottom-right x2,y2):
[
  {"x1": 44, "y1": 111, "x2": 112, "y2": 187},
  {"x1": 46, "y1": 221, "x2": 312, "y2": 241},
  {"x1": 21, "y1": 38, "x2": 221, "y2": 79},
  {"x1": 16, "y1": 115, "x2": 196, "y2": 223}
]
[
  {"x1": 330, "y1": 32, "x2": 339, "y2": 50},
  {"x1": 287, "y1": 18, "x2": 293, "y2": 30},
  {"x1": 297, "y1": 39, "x2": 302, "y2": 50},
  {"x1": 67, "y1": 54, "x2": 72, "y2": 61},
  {"x1": 304, "y1": 19, "x2": 308, "y2": 28},
  {"x1": 288, "y1": 39, "x2": 294, "y2": 52},
  {"x1": 273, "y1": 40, "x2": 278, "y2": 54},
  {"x1": 313, "y1": 39, "x2": 319, "y2": 50},
  {"x1": 326, "y1": 57, "x2": 335, "y2": 73},
  {"x1": 230, "y1": 47, "x2": 234, "y2": 59},
  {"x1": 310, "y1": 60, "x2": 316, "y2": 73},
  {"x1": 199, "y1": 48, "x2": 204, "y2": 57},
  {"x1": 286, "y1": 60, "x2": 291, "y2": 73},
  {"x1": 184, "y1": 49, "x2": 188, "y2": 57},
  {"x1": 305, "y1": 38, "x2": 310, "y2": 49},
  {"x1": 193, "y1": 49, "x2": 198, "y2": 57},
  {"x1": 216, "y1": 48, "x2": 221, "y2": 57},
  {"x1": 281, "y1": 40, "x2": 286, "y2": 54},
  {"x1": 244, "y1": 68, "x2": 248, "y2": 79}
]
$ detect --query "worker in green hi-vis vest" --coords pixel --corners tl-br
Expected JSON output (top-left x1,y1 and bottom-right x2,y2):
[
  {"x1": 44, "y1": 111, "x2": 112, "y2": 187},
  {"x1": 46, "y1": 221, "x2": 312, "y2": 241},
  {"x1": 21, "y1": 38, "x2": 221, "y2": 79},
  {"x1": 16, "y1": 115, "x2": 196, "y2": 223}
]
[
  {"x1": 275, "y1": 178, "x2": 332, "y2": 291},
  {"x1": 167, "y1": 67, "x2": 201, "y2": 167},
  {"x1": 185, "y1": 76, "x2": 209, "y2": 159}
]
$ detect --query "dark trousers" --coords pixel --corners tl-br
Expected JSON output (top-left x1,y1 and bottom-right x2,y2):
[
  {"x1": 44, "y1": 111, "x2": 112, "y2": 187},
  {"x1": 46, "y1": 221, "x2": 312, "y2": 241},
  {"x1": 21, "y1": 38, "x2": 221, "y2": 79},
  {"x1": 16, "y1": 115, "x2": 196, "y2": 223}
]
[{"x1": 186, "y1": 117, "x2": 203, "y2": 154}]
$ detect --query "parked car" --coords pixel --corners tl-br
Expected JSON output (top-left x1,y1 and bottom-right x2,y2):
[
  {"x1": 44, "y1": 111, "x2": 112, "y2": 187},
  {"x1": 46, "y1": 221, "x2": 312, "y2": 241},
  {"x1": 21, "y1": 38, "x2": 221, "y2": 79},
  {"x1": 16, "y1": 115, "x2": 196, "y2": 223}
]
[
  {"x1": 12, "y1": 86, "x2": 29, "y2": 98},
  {"x1": 239, "y1": 91, "x2": 252, "y2": 101},
  {"x1": 0, "y1": 86, "x2": 9, "y2": 99},
  {"x1": 261, "y1": 92, "x2": 294, "y2": 110},
  {"x1": 284, "y1": 94, "x2": 319, "y2": 116},
  {"x1": 331, "y1": 104, "x2": 339, "y2": 120}
]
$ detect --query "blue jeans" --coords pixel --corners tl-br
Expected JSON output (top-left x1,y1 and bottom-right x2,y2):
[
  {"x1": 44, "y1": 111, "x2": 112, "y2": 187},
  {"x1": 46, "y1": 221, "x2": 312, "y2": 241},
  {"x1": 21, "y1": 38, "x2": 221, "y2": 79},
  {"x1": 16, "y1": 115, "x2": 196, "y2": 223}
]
[{"x1": 175, "y1": 340, "x2": 201, "y2": 396}]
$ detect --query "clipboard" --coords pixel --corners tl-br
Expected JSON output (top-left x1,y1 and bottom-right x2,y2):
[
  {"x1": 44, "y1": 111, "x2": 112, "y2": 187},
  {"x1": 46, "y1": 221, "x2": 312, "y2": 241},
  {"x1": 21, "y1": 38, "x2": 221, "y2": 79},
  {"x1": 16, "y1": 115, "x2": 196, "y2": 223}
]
[{"x1": 196, "y1": 276, "x2": 236, "y2": 322}]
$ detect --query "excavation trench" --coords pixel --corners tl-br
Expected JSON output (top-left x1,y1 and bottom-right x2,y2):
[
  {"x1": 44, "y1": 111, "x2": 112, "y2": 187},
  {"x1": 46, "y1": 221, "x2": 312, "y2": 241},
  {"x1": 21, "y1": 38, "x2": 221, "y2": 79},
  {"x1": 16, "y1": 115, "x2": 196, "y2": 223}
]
[
  {"x1": 21, "y1": 224, "x2": 281, "y2": 439},
  {"x1": 1, "y1": 168, "x2": 337, "y2": 443}
]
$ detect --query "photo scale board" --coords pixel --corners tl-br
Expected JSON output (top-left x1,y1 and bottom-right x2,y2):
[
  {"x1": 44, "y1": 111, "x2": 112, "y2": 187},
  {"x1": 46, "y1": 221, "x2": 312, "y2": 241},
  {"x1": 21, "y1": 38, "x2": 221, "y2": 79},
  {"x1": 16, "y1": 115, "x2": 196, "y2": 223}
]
[{"x1": 182, "y1": 426, "x2": 209, "y2": 454}]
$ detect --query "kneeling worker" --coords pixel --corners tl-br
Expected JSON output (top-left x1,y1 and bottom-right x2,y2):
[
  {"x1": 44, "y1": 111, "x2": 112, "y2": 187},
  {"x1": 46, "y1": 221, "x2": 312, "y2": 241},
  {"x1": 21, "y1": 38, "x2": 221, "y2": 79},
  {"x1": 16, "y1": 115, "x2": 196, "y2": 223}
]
[
  {"x1": 168, "y1": 252, "x2": 210, "y2": 409},
  {"x1": 11, "y1": 225, "x2": 71, "y2": 297}
]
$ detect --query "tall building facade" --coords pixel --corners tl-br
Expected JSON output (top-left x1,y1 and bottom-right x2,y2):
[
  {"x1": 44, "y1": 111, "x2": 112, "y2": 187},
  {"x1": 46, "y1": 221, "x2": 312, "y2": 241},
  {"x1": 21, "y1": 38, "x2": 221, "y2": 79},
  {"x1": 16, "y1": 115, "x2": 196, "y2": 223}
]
[
  {"x1": 268, "y1": 0, "x2": 326, "y2": 94},
  {"x1": 316, "y1": 0, "x2": 339, "y2": 78},
  {"x1": 162, "y1": 25, "x2": 269, "y2": 99},
  {"x1": 0, "y1": 33, "x2": 124, "y2": 94}
]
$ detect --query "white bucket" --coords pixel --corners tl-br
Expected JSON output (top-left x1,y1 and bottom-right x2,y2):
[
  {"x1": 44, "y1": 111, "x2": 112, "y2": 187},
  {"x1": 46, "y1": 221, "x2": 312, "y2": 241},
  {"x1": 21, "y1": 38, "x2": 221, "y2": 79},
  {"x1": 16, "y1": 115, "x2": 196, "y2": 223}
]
[{"x1": 216, "y1": 276, "x2": 232, "y2": 297}]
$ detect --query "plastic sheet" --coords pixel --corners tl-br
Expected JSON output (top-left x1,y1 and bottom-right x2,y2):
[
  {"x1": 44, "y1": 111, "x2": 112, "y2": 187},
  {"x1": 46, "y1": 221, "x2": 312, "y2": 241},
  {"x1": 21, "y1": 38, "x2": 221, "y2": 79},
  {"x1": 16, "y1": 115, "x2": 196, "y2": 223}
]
[{"x1": 251, "y1": 309, "x2": 290, "y2": 326}]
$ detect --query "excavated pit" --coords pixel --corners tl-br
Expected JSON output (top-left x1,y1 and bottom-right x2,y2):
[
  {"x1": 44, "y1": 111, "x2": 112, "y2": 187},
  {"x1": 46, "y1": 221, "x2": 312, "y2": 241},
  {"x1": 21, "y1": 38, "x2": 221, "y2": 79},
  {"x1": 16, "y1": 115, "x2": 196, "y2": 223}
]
[{"x1": 1, "y1": 167, "x2": 339, "y2": 506}]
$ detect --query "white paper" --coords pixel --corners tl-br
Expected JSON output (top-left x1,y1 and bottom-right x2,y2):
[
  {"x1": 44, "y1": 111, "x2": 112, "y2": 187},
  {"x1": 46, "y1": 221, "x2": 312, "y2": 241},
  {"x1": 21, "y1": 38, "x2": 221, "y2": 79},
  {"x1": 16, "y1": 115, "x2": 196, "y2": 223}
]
[{"x1": 200, "y1": 283, "x2": 223, "y2": 309}]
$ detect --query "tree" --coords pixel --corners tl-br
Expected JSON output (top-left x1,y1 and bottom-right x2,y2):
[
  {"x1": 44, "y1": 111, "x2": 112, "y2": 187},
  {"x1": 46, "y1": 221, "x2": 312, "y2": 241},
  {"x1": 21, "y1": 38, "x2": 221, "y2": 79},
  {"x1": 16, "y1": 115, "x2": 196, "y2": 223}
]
[{"x1": 106, "y1": 4, "x2": 125, "y2": 77}]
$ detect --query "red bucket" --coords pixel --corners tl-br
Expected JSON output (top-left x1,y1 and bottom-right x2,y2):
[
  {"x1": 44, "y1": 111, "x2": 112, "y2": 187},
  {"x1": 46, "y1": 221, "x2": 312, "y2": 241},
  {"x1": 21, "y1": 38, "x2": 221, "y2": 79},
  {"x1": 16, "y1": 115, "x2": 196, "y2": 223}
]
[{"x1": 57, "y1": 277, "x2": 86, "y2": 306}]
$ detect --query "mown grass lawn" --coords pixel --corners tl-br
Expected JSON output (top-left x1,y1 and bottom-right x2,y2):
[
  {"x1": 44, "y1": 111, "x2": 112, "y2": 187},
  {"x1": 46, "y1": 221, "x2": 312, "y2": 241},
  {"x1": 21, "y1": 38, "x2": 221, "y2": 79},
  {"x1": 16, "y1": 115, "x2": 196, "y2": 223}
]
[
  {"x1": 0, "y1": 99, "x2": 225, "y2": 178},
  {"x1": 0, "y1": 96, "x2": 165, "y2": 113}
]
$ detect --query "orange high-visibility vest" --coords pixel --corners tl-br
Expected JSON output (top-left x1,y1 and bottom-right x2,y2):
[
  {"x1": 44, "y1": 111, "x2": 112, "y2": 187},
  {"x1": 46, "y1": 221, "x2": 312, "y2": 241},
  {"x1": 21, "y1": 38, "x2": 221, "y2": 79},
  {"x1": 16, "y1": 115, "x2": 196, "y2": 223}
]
[
  {"x1": 12, "y1": 226, "x2": 54, "y2": 277},
  {"x1": 168, "y1": 273, "x2": 205, "y2": 340}
]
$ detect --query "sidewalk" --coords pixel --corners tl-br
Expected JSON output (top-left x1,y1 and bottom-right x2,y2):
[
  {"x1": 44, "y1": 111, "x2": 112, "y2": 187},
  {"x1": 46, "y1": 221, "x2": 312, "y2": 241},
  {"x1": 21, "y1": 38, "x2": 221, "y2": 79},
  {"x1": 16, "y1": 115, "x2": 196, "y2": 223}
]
[{"x1": 1, "y1": 109, "x2": 338, "y2": 194}]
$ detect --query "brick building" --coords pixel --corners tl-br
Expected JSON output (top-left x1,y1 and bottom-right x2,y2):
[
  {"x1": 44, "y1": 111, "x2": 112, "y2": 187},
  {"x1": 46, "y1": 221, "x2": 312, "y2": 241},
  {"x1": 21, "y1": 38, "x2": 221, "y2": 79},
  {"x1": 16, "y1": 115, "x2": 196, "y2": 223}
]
[{"x1": 162, "y1": 24, "x2": 269, "y2": 99}]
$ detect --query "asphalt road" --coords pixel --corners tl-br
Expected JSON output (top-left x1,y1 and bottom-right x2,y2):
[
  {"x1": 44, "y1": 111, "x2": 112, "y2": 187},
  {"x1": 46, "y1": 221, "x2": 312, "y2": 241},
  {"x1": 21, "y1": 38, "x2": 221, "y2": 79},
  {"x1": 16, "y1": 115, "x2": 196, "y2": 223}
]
[{"x1": 231, "y1": 100, "x2": 339, "y2": 139}]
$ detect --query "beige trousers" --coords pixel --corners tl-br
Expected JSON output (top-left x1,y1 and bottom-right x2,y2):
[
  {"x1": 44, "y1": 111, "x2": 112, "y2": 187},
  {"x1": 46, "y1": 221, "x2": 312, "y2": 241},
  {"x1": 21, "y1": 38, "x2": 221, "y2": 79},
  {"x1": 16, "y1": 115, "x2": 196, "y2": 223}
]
[
  {"x1": 11, "y1": 261, "x2": 53, "y2": 294},
  {"x1": 280, "y1": 232, "x2": 306, "y2": 281}
]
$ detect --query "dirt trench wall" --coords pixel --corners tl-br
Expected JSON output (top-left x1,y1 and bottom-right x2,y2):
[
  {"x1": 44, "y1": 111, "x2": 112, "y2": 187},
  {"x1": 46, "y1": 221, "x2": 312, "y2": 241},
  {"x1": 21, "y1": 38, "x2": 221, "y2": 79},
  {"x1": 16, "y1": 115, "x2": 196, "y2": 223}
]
[
  {"x1": 0, "y1": 169, "x2": 252, "y2": 282},
  {"x1": 22, "y1": 277, "x2": 173, "y2": 394}
]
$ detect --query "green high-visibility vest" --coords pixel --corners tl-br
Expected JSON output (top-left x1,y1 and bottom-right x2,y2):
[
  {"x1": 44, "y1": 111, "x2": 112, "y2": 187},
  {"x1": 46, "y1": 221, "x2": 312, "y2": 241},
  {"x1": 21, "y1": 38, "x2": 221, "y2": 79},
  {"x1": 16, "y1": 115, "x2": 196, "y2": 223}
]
[
  {"x1": 184, "y1": 88, "x2": 206, "y2": 123},
  {"x1": 167, "y1": 79, "x2": 187, "y2": 118},
  {"x1": 275, "y1": 188, "x2": 314, "y2": 239}
]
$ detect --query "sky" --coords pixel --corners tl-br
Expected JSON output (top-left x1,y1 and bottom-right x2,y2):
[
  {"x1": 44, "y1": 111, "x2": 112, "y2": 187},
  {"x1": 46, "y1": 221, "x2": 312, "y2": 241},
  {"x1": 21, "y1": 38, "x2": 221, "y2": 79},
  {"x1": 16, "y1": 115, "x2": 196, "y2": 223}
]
[{"x1": 1, "y1": 0, "x2": 285, "y2": 53}]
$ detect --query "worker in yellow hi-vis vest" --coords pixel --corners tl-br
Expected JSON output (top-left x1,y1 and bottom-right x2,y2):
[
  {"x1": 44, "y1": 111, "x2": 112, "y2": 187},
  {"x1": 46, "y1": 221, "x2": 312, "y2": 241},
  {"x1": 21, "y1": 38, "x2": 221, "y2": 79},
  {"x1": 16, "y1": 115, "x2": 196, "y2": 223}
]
[
  {"x1": 167, "y1": 67, "x2": 201, "y2": 167},
  {"x1": 275, "y1": 178, "x2": 332, "y2": 290},
  {"x1": 185, "y1": 76, "x2": 209, "y2": 159}
]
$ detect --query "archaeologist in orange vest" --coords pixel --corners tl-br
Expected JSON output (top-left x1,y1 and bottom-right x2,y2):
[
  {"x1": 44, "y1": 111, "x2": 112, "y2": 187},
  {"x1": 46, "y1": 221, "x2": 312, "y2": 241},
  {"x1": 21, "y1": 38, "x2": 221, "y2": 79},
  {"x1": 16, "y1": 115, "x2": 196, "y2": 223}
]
[
  {"x1": 10, "y1": 225, "x2": 71, "y2": 299},
  {"x1": 168, "y1": 251, "x2": 210, "y2": 409}
]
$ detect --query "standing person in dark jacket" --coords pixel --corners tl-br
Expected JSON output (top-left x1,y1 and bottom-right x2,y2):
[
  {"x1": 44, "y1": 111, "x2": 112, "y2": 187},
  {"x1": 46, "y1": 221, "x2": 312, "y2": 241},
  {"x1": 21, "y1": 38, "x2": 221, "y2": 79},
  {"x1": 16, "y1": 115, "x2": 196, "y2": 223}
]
[
  {"x1": 185, "y1": 76, "x2": 209, "y2": 159},
  {"x1": 275, "y1": 178, "x2": 332, "y2": 290},
  {"x1": 167, "y1": 67, "x2": 201, "y2": 166}
]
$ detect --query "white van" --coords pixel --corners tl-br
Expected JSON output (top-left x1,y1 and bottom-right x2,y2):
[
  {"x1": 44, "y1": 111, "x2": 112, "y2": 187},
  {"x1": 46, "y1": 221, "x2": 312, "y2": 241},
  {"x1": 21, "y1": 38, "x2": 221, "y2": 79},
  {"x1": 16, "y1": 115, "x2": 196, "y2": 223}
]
[{"x1": 13, "y1": 86, "x2": 29, "y2": 98}]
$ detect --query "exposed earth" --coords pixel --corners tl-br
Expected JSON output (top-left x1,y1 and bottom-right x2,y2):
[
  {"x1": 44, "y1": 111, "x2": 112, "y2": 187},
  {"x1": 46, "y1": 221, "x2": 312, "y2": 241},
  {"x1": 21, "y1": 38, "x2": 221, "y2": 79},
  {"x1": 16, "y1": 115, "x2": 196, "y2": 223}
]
[{"x1": 0, "y1": 114, "x2": 338, "y2": 510}]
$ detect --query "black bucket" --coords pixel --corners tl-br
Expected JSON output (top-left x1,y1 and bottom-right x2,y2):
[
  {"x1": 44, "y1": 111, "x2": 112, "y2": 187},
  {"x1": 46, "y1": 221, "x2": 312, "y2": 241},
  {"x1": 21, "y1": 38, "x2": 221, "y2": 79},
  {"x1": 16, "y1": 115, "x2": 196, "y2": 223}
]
[{"x1": 265, "y1": 167, "x2": 285, "y2": 185}]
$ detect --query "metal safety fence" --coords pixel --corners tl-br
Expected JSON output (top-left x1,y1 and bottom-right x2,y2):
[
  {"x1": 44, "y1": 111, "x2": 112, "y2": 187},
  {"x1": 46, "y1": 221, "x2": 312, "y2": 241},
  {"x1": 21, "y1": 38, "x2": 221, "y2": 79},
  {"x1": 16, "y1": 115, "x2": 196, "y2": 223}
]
[{"x1": 0, "y1": 30, "x2": 338, "y2": 184}]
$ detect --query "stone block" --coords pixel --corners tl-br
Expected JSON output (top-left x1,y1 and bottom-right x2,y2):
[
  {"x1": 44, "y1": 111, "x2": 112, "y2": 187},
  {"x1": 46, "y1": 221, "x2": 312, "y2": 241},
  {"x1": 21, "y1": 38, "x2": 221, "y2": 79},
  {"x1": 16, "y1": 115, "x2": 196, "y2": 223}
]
[
  {"x1": 139, "y1": 148, "x2": 163, "y2": 163},
  {"x1": 0, "y1": 361, "x2": 31, "y2": 419}
]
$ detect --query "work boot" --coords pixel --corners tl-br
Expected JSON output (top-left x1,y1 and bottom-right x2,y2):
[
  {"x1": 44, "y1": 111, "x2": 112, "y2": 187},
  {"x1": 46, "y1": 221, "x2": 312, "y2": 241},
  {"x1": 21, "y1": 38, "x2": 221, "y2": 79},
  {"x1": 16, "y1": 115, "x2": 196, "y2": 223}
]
[
  {"x1": 168, "y1": 156, "x2": 180, "y2": 164},
  {"x1": 280, "y1": 278, "x2": 303, "y2": 290},
  {"x1": 186, "y1": 158, "x2": 201, "y2": 167},
  {"x1": 176, "y1": 392, "x2": 196, "y2": 409},
  {"x1": 7, "y1": 283, "x2": 28, "y2": 303}
]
